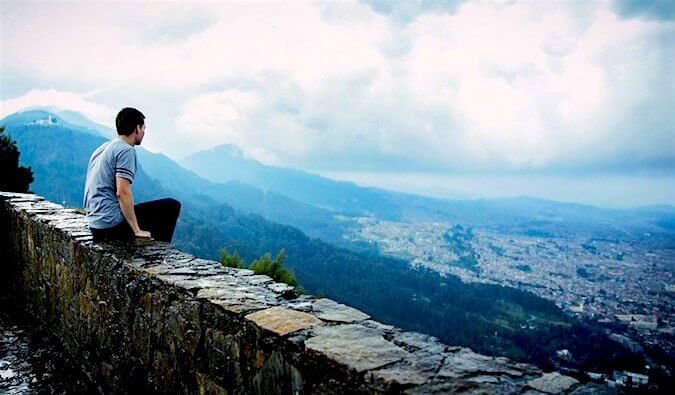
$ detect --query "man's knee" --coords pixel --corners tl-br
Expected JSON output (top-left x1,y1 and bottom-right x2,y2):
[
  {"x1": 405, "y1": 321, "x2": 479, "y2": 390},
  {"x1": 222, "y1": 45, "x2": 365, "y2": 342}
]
[{"x1": 168, "y1": 198, "x2": 181, "y2": 213}]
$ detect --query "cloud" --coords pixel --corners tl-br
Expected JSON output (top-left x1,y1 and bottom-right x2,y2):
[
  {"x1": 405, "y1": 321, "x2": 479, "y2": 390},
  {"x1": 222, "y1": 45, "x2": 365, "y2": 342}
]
[
  {"x1": 1, "y1": 1, "x2": 673, "y2": 173},
  {"x1": 362, "y1": 0, "x2": 469, "y2": 25},
  {"x1": 0, "y1": 89, "x2": 114, "y2": 125},
  {"x1": 612, "y1": 0, "x2": 675, "y2": 21},
  {"x1": 131, "y1": 5, "x2": 218, "y2": 45}
]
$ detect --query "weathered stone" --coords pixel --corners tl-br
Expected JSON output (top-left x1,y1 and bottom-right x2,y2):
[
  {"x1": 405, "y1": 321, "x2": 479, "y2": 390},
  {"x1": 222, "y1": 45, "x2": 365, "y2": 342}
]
[
  {"x1": 282, "y1": 295, "x2": 316, "y2": 312},
  {"x1": 197, "y1": 284, "x2": 276, "y2": 313},
  {"x1": 267, "y1": 282, "x2": 294, "y2": 294},
  {"x1": 392, "y1": 331, "x2": 446, "y2": 354},
  {"x1": 246, "y1": 274, "x2": 274, "y2": 285},
  {"x1": 367, "y1": 359, "x2": 432, "y2": 389},
  {"x1": 569, "y1": 383, "x2": 617, "y2": 394},
  {"x1": 305, "y1": 324, "x2": 409, "y2": 372},
  {"x1": 228, "y1": 268, "x2": 254, "y2": 276},
  {"x1": 173, "y1": 274, "x2": 239, "y2": 291},
  {"x1": 0, "y1": 193, "x2": 591, "y2": 394},
  {"x1": 210, "y1": 298, "x2": 271, "y2": 314},
  {"x1": 252, "y1": 351, "x2": 304, "y2": 395},
  {"x1": 312, "y1": 298, "x2": 370, "y2": 323},
  {"x1": 526, "y1": 372, "x2": 579, "y2": 394},
  {"x1": 196, "y1": 371, "x2": 228, "y2": 395},
  {"x1": 438, "y1": 348, "x2": 539, "y2": 379},
  {"x1": 155, "y1": 274, "x2": 193, "y2": 286},
  {"x1": 246, "y1": 306, "x2": 322, "y2": 336},
  {"x1": 366, "y1": 332, "x2": 450, "y2": 391},
  {"x1": 405, "y1": 377, "x2": 523, "y2": 395},
  {"x1": 361, "y1": 319, "x2": 397, "y2": 334},
  {"x1": 0, "y1": 191, "x2": 41, "y2": 199}
]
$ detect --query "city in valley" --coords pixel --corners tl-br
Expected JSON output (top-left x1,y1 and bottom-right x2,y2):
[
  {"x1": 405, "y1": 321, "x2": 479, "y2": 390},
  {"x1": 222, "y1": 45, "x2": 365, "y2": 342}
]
[{"x1": 344, "y1": 217, "x2": 674, "y2": 380}]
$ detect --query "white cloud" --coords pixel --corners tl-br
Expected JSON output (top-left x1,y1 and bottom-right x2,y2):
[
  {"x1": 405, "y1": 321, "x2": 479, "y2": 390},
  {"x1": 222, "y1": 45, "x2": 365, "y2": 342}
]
[
  {"x1": 0, "y1": 89, "x2": 114, "y2": 125},
  {"x1": 1, "y1": 0, "x2": 673, "y2": 171}
]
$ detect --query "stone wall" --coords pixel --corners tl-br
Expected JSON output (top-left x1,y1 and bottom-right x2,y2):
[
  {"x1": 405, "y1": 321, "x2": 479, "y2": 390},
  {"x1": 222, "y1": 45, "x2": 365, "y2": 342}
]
[{"x1": 0, "y1": 192, "x2": 590, "y2": 394}]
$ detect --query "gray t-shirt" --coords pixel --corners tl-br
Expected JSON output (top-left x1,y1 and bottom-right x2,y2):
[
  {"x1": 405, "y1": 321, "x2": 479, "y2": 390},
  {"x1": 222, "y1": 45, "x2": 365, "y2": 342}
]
[{"x1": 83, "y1": 139, "x2": 136, "y2": 229}]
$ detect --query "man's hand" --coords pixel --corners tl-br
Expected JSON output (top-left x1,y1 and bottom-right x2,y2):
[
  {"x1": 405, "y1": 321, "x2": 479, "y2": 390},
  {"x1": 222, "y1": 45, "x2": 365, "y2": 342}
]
[
  {"x1": 116, "y1": 177, "x2": 150, "y2": 237},
  {"x1": 135, "y1": 229, "x2": 151, "y2": 238}
]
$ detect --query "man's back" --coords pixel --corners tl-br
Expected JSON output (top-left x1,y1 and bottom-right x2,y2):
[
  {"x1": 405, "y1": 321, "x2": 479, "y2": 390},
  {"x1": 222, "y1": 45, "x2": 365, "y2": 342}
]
[{"x1": 83, "y1": 139, "x2": 136, "y2": 229}]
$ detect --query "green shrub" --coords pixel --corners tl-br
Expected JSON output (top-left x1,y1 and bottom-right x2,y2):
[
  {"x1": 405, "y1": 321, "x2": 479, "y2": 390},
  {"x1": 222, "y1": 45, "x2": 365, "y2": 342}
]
[
  {"x1": 249, "y1": 249, "x2": 297, "y2": 286},
  {"x1": 219, "y1": 249, "x2": 245, "y2": 269}
]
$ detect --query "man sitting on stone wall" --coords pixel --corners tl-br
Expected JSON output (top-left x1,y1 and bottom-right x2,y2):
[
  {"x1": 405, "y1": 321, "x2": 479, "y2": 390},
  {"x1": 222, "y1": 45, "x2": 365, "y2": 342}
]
[{"x1": 83, "y1": 107, "x2": 181, "y2": 243}]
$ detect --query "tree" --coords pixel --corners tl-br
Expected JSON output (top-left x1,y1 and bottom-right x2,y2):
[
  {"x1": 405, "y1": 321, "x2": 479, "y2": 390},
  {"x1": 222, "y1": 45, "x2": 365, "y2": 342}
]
[
  {"x1": 219, "y1": 248, "x2": 245, "y2": 269},
  {"x1": 0, "y1": 126, "x2": 33, "y2": 192},
  {"x1": 219, "y1": 247, "x2": 298, "y2": 286},
  {"x1": 250, "y1": 249, "x2": 297, "y2": 286}
]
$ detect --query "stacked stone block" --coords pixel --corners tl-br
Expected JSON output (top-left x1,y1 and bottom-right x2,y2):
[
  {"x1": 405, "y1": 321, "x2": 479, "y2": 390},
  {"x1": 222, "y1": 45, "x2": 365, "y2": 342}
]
[{"x1": 0, "y1": 192, "x2": 593, "y2": 394}]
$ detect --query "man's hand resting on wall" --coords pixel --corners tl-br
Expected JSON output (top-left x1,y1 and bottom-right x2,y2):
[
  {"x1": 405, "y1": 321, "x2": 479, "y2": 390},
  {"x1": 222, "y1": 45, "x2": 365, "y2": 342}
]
[
  {"x1": 116, "y1": 177, "x2": 152, "y2": 239},
  {"x1": 135, "y1": 230, "x2": 151, "y2": 238}
]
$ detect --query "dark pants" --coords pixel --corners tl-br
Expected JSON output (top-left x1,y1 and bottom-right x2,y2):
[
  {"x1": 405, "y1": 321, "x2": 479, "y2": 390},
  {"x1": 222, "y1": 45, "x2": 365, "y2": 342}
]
[{"x1": 90, "y1": 198, "x2": 181, "y2": 243}]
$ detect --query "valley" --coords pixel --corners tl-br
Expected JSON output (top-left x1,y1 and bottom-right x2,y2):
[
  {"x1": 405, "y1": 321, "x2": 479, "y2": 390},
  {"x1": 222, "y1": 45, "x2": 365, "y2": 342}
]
[{"x1": 344, "y1": 216, "x2": 675, "y2": 378}]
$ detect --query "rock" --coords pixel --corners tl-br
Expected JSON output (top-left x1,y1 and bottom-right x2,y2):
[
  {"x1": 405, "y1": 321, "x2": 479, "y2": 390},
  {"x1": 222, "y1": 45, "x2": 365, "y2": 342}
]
[
  {"x1": 438, "y1": 348, "x2": 539, "y2": 380},
  {"x1": 312, "y1": 298, "x2": 370, "y2": 323},
  {"x1": 196, "y1": 371, "x2": 228, "y2": 395},
  {"x1": 526, "y1": 372, "x2": 579, "y2": 394},
  {"x1": 252, "y1": 351, "x2": 303, "y2": 395},
  {"x1": 245, "y1": 306, "x2": 323, "y2": 336},
  {"x1": 197, "y1": 286, "x2": 274, "y2": 314},
  {"x1": 391, "y1": 331, "x2": 445, "y2": 354},
  {"x1": 267, "y1": 282, "x2": 294, "y2": 294},
  {"x1": 305, "y1": 324, "x2": 409, "y2": 372},
  {"x1": 569, "y1": 383, "x2": 617, "y2": 394},
  {"x1": 404, "y1": 377, "x2": 523, "y2": 395},
  {"x1": 228, "y1": 268, "x2": 254, "y2": 276},
  {"x1": 173, "y1": 274, "x2": 239, "y2": 291},
  {"x1": 281, "y1": 295, "x2": 316, "y2": 312},
  {"x1": 246, "y1": 275, "x2": 274, "y2": 285},
  {"x1": 367, "y1": 352, "x2": 446, "y2": 390}
]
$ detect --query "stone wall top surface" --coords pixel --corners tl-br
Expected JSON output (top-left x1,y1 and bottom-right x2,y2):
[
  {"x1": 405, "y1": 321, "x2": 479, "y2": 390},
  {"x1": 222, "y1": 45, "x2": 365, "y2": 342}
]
[{"x1": 1, "y1": 192, "x2": 603, "y2": 394}]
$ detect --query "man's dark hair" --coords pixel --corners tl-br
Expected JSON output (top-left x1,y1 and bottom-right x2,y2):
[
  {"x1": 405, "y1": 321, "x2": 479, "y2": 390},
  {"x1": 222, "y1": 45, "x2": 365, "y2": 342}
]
[{"x1": 116, "y1": 107, "x2": 145, "y2": 136}]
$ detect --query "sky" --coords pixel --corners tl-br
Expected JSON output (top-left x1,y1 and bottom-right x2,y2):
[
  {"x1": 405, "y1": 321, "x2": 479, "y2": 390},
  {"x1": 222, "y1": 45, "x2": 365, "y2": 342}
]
[{"x1": 1, "y1": 0, "x2": 674, "y2": 206}]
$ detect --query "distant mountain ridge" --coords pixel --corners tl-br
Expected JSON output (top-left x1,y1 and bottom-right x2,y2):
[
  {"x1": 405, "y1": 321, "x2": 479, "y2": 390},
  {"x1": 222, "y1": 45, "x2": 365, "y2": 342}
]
[
  {"x1": 182, "y1": 145, "x2": 674, "y2": 239},
  {"x1": 1, "y1": 109, "x2": 107, "y2": 138},
  {"x1": 182, "y1": 144, "x2": 402, "y2": 218}
]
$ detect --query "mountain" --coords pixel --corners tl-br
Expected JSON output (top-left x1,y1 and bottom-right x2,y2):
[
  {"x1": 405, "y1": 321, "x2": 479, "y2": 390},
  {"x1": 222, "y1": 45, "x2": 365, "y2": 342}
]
[
  {"x1": 1, "y1": 109, "x2": 108, "y2": 138},
  {"x1": 46, "y1": 107, "x2": 117, "y2": 138},
  {"x1": 136, "y1": 149, "x2": 357, "y2": 247},
  {"x1": 183, "y1": 145, "x2": 674, "y2": 239},
  {"x1": 182, "y1": 144, "x2": 403, "y2": 219},
  {"x1": 0, "y1": 108, "x2": 641, "y2": 372},
  {"x1": 22, "y1": 106, "x2": 116, "y2": 138}
]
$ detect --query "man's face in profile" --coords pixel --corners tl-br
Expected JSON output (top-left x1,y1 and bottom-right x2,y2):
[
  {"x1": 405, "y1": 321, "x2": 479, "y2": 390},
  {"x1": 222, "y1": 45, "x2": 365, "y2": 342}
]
[{"x1": 135, "y1": 123, "x2": 146, "y2": 145}]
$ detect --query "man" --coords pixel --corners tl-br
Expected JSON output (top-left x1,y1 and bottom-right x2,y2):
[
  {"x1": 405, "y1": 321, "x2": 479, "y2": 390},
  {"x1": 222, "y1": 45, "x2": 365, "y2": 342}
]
[{"x1": 83, "y1": 107, "x2": 181, "y2": 242}]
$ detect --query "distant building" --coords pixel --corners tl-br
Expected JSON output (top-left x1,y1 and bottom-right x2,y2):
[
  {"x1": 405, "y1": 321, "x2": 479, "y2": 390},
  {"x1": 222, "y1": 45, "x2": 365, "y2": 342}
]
[
  {"x1": 587, "y1": 372, "x2": 603, "y2": 381},
  {"x1": 609, "y1": 333, "x2": 644, "y2": 354},
  {"x1": 556, "y1": 349, "x2": 573, "y2": 362},
  {"x1": 630, "y1": 320, "x2": 658, "y2": 331},
  {"x1": 568, "y1": 300, "x2": 584, "y2": 313},
  {"x1": 612, "y1": 371, "x2": 649, "y2": 389}
]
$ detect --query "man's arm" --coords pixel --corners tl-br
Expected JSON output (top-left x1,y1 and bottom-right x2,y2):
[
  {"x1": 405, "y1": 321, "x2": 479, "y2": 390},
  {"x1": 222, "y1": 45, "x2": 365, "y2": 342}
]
[{"x1": 116, "y1": 177, "x2": 151, "y2": 238}]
